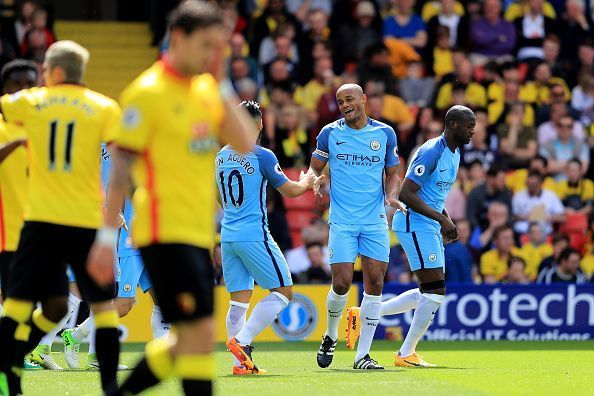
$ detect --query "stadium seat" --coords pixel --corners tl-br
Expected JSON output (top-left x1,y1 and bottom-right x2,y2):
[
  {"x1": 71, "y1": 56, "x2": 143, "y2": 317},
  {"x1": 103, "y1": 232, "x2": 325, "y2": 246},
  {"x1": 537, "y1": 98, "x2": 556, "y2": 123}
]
[
  {"x1": 290, "y1": 230, "x2": 303, "y2": 247},
  {"x1": 282, "y1": 189, "x2": 316, "y2": 210},
  {"x1": 285, "y1": 210, "x2": 316, "y2": 231},
  {"x1": 559, "y1": 213, "x2": 588, "y2": 234}
]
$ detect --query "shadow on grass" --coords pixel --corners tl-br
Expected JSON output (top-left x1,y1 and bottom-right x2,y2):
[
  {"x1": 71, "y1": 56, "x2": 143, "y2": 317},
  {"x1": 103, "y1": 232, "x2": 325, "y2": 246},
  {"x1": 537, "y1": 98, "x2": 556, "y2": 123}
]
[{"x1": 326, "y1": 368, "x2": 406, "y2": 373}]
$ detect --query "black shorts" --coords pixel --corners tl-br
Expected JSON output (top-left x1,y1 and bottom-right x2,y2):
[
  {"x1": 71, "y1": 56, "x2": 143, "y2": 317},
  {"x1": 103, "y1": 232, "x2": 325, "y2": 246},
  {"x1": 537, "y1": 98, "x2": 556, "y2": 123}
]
[
  {"x1": 0, "y1": 251, "x2": 15, "y2": 298},
  {"x1": 140, "y1": 244, "x2": 213, "y2": 323},
  {"x1": 7, "y1": 221, "x2": 115, "y2": 303}
]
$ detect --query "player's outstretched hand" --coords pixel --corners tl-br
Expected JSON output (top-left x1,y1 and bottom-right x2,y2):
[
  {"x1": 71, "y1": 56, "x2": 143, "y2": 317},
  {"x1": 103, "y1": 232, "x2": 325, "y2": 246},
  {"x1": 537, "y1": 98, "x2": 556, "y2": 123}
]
[
  {"x1": 439, "y1": 216, "x2": 458, "y2": 242},
  {"x1": 117, "y1": 212, "x2": 128, "y2": 231},
  {"x1": 87, "y1": 242, "x2": 115, "y2": 287},
  {"x1": 385, "y1": 197, "x2": 407, "y2": 213}
]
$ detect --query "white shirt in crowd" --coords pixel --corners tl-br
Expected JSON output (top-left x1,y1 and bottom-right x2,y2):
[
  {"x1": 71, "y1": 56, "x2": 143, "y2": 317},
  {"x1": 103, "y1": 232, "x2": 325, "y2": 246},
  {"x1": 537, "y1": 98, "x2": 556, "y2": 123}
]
[
  {"x1": 512, "y1": 188, "x2": 565, "y2": 234},
  {"x1": 285, "y1": 245, "x2": 330, "y2": 274}
]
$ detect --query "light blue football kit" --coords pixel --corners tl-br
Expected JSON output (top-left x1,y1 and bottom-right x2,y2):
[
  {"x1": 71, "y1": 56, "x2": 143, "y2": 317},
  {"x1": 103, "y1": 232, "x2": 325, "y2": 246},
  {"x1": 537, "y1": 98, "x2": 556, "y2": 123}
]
[
  {"x1": 312, "y1": 118, "x2": 400, "y2": 264},
  {"x1": 216, "y1": 145, "x2": 293, "y2": 292},
  {"x1": 101, "y1": 144, "x2": 151, "y2": 297},
  {"x1": 393, "y1": 134, "x2": 460, "y2": 271}
]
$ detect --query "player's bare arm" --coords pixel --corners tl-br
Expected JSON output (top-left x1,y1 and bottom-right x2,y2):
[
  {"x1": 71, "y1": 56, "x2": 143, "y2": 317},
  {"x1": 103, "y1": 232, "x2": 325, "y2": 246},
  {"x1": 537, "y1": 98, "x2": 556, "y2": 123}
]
[
  {"x1": 384, "y1": 165, "x2": 404, "y2": 228},
  {"x1": 0, "y1": 138, "x2": 25, "y2": 164},
  {"x1": 399, "y1": 178, "x2": 458, "y2": 240},
  {"x1": 308, "y1": 156, "x2": 327, "y2": 197},
  {"x1": 87, "y1": 147, "x2": 134, "y2": 286},
  {"x1": 277, "y1": 170, "x2": 324, "y2": 198}
]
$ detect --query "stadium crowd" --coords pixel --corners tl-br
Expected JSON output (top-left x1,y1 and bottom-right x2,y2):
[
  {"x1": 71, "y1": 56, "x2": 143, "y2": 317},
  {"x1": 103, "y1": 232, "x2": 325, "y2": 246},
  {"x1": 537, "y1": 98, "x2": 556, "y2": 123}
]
[{"x1": 2, "y1": 0, "x2": 594, "y2": 286}]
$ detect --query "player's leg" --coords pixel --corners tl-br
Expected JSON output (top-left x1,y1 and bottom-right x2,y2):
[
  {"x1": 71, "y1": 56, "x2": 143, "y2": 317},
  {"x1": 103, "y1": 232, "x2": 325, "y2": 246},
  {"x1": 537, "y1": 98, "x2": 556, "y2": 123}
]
[
  {"x1": 116, "y1": 245, "x2": 215, "y2": 396},
  {"x1": 68, "y1": 227, "x2": 119, "y2": 393},
  {"x1": 318, "y1": 223, "x2": 357, "y2": 368},
  {"x1": 349, "y1": 224, "x2": 389, "y2": 369},
  {"x1": 220, "y1": 242, "x2": 254, "y2": 373},
  {"x1": 227, "y1": 241, "x2": 292, "y2": 373},
  {"x1": 394, "y1": 231, "x2": 445, "y2": 367},
  {"x1": 0, "y1": 222, "x2": 69, "y2": 393}
]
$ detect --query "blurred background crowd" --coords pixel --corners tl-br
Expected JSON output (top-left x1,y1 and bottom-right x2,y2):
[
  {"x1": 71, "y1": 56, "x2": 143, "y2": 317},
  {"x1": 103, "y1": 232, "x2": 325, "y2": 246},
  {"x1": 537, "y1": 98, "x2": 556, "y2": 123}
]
[{"x1": 2, "y1": 0, "x2": 594, "y2": 286}]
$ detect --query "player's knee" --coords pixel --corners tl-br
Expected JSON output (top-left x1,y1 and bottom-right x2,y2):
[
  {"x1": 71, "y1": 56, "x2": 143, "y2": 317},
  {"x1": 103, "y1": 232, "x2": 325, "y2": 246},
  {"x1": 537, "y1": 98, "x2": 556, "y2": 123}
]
[
  {"x1": 419, "y1": 280, "x2": 446, "y2": 296},
  {"x1": 365, "y1": 279, "x2": 384, "y2": 295},
  {"x1": 271, "y1": 286, "x2": 293, "y2": 301},
  {"x1": 41, "y1": 299, "x2": 68, "y2": 323},
  {"x1": 332, "y1": 281, "x2": 350, "y2": 295}
]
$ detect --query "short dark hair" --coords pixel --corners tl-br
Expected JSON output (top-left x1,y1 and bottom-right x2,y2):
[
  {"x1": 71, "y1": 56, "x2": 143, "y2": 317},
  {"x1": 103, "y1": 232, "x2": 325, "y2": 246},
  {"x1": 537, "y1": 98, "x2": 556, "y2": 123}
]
[
  {"x1": 559, "y1": 247, "x2": 580, "y2": 262},
  {"x1": 552, "y1": 233, "x2": 570, "y2": 245},
  {"x1": 1, "y1": 59, "x2": 37, "y2": 87},
  {"x1": 239, "y1": 100, "x2": 262, "y2": 119},
  {"x1": 508, "y1": 256, "x2": 526, "y2": 269},
  {"x1": 527, "y1": 170, "x2": 543, "y2": 180},
  {"x1": 487, "y1": 163, "x2": 505, "y2": 177},
  {"x1": 168, "y1": 0, "x2": 223, "y2": 34},
  {"x1": 531, "y1": 154, "x2": 548, "y2": 168},
  {"x1": 493, "y1": 224, "x2": 513, "y2": 240}
]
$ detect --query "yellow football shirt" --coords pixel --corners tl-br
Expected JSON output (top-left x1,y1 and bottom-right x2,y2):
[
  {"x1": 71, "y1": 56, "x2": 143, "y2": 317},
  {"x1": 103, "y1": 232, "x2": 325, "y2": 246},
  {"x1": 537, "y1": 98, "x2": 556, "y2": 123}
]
[
  {"x1": 519, "y1": 242, "x2": 553, "y2": 280},
  {"x1": 0, "y1": 117, "x2": 27, "y2": 251},
  {"x1": 553, "y1": 179, "x2": 594, "y2": 207},
  {"x1": 0, "y1": 85, "x2": 121, "y2": 229},
  {"x1": 116, "y1": 60, "x2": 225, "y2": 249}
]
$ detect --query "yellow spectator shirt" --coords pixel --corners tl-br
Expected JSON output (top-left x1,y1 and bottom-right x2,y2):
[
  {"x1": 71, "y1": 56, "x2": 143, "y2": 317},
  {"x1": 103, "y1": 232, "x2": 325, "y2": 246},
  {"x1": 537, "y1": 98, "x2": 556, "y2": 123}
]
[
  {"x1": 553, "y1": 179, "x2": 594, "y2": 207},
  {"x1": 0, "y1": 85, "x2": 120, "y2": 229},
  {"x1": 505, "y1": 169, "x2": 556, "y2": 194},
  {"x1": 436, "y1": 82, "x2": 487, "y2": 110},
  {"x1": 0, "y1": 117, "x2": 27, "y2": 251},
  {"x1": 504, "y1": 1, "x2": 556, "y2": 22},
  {"x1": 116, "y1": 60, "x2": 225, "y2": 249},
  {"x1": 519, "y1": 242, "x2": 553, "y2": 280},
  {"x1": 480, "y1": 247, "x2": 522, "y2": 280}
]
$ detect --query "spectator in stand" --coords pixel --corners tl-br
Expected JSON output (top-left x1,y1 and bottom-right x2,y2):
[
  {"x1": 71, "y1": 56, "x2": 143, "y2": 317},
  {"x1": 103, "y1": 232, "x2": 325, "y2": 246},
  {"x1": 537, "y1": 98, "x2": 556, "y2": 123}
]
[
  {"x1": 266, "y1": 189, "x2": 292, "y2": 252},
  {"x1": 503, "y1": 256, "x2": 530, "y2": 284},
  {"x1": 542, "y1": 35, "x2": 562, "y2": 74},
  {"x1": 229, "y1": 57, "x2": 251, "y2": 87},
  {"x1": 298, "y1": 9, "x2": 332, "y2": 84},
  {"x1": 554, "y1": 158, "x2": 594, "y2": 213},
  {"x1": 235, "y1": 78, "x2": 259, "y2": 102},
  {"x1": 469, "y1": 200, "x2": 509, "y2": 253},
  {"x1": 364, "y1": 80, "x2": 414, "y2": 134},
  {"x1": 365, "y1": 93, "x2": 398, "y2": 133},
  {"x1": 303, "y1": 242, "x2": 332, "y2": 283},
  {"x1": 358, "y1": 42, "x2": 398, "y2": 95},
  {"x1": 315, "y1": 73, "x2": 344, "y2": 133},
  {"x1": 558, "y1": 0, "x2": 591, "y2": 62},
  {"x1": 537, "y1": 102, "x2": 585, "y2": 146},
  {"x1": 334, "y1": 1, "x2": 382, "y2": 73},
  {"x1": 286, "y1": 0, "x2": 332, "y2": 23},
  {"x1": 513, "y1": 0, "x2": 558, "y2": 62},
  {"x1": 505, "y1": 0, "x2": 557, "y2": 22},
  {"x1": 425, "y1": 0, "x2": 469, "y2": 56},
  {"x1": 330, "y1": 0, "x2": 382, "y2": 36},
  {"x1": 538, "y1": 233, "x2": 570, "y2": 273},
  {"x1": 420, "y1": 0, "x2": 465, "y2": 21},
  {"x1": 519, "y1": 222, "x2": 554, "y2": 279},
  {"x1": 262, "y1": 36, "x2": 299, "y2": 84},
  {"x1": 512, "y1": 171, "x2": 566, "y2": 234},
  {"x1": 506, "y1": 153, "x2": 557, "y2": 192},
  {"x1": 228, "y1": 33, "x2": 259, "y2": 84},
  {"x1": 579, "y1": 215, "x2": 594, "y2": 278},
  {"x1": 263, "y1": 104, "x2": 310, "y2": 168},
  {"x1": 259, "y1": 23, "x2": 300, "y2": 67},
  {"x1": 285, "y1": 224, "x2": 330, "y2": 279},
  {"x1": 537, "y1": 247, "x2": 587, "y2": 283},
  {"x1": 427, "y1": 24, "x2": 454, "y2": 77},
  {"x1": 444, "y1": 221, "x2": 473, "y2": 283},
  {"x1": 382, "y1": 0, "x2": 427, "y2": 52},
  {"x1": 489, "y1": 78, "x2": 535, "y2": 127},
  {"x1": 435, "y1": 57, "x2": 487, "y2": 110},
  {"x1": 398, "y1": 61, "x2": 435, "y2": 107},
  {"x1": 463, "y1": 159, "x2": 486, "y2": 194},
  {"x1": 480, "y1": 225, "x2": 522, "y2": 283},
  {"x1": 566, "y1": 38, "x2": 594, "y2": 89},
  {"x1": 20, "y1": 7, "x2": 55, "y2": 62},
  {"x1": 263, "y1": 57, "x2": 293, "y2": 90},
  {"x1": 571, "y1": 74, "x2": 594, "y2": 125},
  {"x1": 402, "y1": 106, "x2": 436, "y2": 158},
  {"x1": 11, "y1": 0, "x2": 37, "y2": 54},
  {"x1": 295, "y1": 56, "x2": 334, "y2": 127},
  {"x1": 486, "y1": 60, "x2": 520, "y2": 104},
  {"x1": 469, "y1": 0, "x2": 516, "y2": 65},
  {"x1": 262, "y1": 80, "x2": 295, "y2": 144},
  {"x1": 467, "y1": 164, "x2": 513, "y2": 230},
  {"x1": 536, "y1": 82, "x2": 577, "y2": 126},
  {"x1": 248, "y1": 0, "x2": 301, "y2": 59},
  {"x1": 462, "y1": 111, "x2": 499, "y2": 169},
  {"x1": 522, "y1": 62, "x2": 569, "y2": 108},
  {"x1": 540, "y1": 115, "x2": 590, "y2": 179},
  {"x1": 0, "y1": 39, "x2": 16, "y2": 73},
  {"x1": 497, "y1": 102, "x2": 538, "y2": 169}
]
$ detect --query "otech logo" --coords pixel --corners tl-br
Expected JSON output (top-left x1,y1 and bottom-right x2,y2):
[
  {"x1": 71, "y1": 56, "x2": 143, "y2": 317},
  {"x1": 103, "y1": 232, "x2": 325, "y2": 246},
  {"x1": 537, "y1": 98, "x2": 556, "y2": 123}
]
[{"x1": 272, "y1": 293, "x2": 317, "y2": 341}]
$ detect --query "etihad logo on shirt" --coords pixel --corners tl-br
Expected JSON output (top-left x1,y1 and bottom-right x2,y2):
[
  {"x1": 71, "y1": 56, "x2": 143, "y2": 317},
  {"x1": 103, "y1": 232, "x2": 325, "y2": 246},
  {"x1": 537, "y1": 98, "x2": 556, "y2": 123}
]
[
  {"x1": 336, "y1": 153, "x2": 381, "y2": 166},
  {"x1": 436, "y1": 180, "x2": 454, "y2": 190}
]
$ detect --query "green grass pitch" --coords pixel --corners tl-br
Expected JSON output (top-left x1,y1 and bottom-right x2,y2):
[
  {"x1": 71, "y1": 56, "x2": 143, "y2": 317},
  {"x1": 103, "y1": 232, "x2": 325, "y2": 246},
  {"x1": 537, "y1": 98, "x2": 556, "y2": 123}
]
[{"x1": 22, "y1": 341, "x2": 593, "y2": 396}]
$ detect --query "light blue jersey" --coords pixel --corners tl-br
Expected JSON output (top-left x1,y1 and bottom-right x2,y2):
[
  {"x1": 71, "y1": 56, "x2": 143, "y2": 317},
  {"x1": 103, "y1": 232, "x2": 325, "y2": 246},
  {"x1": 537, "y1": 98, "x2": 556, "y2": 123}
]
[
  {"x1": 216, "y1": 145, "x2": 293, "y2": 292},
  {"x1": 100, "y1": 144, "x2": 137, "y2": 258},
  {"x1": 393, "y1": 134, "x2": 460, "y2": 234},
  {"x1": 216, "y1": 145, "x2": 289, "y2": 242},
  {"x1": 392, "y1": 134, "x2": 459, "y2": 271},
  {"x1": 312, "y1": 118, "x2": 400, "y2": 225}
]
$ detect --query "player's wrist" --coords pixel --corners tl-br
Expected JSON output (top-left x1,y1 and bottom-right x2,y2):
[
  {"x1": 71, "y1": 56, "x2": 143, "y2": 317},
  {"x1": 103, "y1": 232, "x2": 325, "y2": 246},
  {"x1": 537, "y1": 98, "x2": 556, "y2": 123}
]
[{"x1": 96, "y1": 226, "x2": 117, "y2": 247}]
